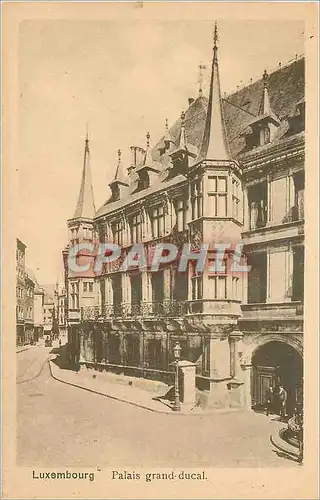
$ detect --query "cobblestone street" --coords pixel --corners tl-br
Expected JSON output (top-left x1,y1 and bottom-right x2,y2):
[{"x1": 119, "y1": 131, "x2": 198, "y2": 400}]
[{"x1": 17, "y1": 347, "x2": 298, "y2": 468}]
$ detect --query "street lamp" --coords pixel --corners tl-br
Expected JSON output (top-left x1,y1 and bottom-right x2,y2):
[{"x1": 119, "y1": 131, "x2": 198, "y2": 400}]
[{"x1": 173, "y1": 342, "x2": 181, "y2": 412}]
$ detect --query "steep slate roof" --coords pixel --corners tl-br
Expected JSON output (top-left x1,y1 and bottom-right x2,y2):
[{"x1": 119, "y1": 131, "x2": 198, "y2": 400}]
[
  {"x1": 96, "y1": 57, "x2": 304, "y2": 219},
  {"x1": 25, "y1": 268, "x2": 44, "y2": 293}
]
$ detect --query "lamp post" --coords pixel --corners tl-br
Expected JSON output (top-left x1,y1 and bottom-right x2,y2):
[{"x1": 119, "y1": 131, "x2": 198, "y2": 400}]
[{"x1": 173, "y1": 342, "x2": 181, "y2": 411}]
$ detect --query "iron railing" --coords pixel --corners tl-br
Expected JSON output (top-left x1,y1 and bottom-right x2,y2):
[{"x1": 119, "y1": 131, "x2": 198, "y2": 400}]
[{"x1": 81, "y1": 300, "x2": 189, "y2": 321}]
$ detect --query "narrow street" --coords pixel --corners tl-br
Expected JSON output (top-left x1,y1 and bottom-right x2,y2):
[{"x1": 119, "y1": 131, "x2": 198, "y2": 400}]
[{"x1": 17, "y1": 347, "x2": 297, "y2": 468}]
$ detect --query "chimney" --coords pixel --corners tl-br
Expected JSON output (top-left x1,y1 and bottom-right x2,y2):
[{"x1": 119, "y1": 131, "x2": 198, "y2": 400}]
[{"x1": 188, "y1": 97, "x2": 195, "y2": 106}]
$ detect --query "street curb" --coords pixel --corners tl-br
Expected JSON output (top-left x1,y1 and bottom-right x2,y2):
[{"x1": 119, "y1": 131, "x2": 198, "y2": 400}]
[
  {"x1": 48, "y1": 360, "x2": 175, "y2": 415},
  {"x1": 48, "y1": 360, "x2": 245, "y2": 417}
]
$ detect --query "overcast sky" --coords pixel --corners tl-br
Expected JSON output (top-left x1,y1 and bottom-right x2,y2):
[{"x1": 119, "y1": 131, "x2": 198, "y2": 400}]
[{"x1": 17, "y1": 19, "x2": 304, "y2": 284}]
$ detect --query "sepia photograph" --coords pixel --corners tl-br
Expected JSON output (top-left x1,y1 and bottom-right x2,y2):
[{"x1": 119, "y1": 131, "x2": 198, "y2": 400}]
[{"x1": 2, "y1": 2, "x2": 319, "y2": 499}]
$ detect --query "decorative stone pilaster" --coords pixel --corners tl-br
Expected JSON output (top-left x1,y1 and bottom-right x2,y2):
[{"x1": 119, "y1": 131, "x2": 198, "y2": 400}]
[
  {"x1": 122, "y1": 273, "x2": 132, "y2": 316},
  {"x1": 163, "y1": 267, "x2": 172, "y2": 301},
  {"x1": 241, "y1": 363, "x2": 253, "y2": 409},
  {"x1": 79, "y1": 327, "x2": 86, "y2": 363},
  {"x1": 178, "y1": 360, "x2": 196, "y2": 410},
  {"x1": 141, "y1": 272, "x2": 152, "y2": 315},
  {"x1": 207, "y1": 335, "x2": 231, "y2": 408},
  {"x1": 243, "y1": 188, "x2": 249, "y2": 230}
]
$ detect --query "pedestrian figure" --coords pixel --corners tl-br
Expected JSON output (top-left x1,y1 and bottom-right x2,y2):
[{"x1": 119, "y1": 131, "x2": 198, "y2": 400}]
[
  {"x1": 265, "y1": 385, "x2": 274, "y2": 416},
  {"x1": 59, "y1": 338, "x2": 62, "y2": 348},
  {"x1": 278, "y1": 384, "x2": 288, "y2": 420}
]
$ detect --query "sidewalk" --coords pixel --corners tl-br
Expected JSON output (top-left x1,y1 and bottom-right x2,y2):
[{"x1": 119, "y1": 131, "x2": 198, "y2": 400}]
[
  {"x1": 49, "y1": 354, "x2": 246, "y2": 417},
  {"x1": 16, "y1": 343, "x2": 42, "y2": 354}
]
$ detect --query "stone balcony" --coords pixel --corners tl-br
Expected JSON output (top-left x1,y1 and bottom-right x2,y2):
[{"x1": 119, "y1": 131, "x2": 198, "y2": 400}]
[
  {"x1": 242, "y1": 219, "x2": 304, "y2": 246},
  {"x1": 241, "y1": 301, "x2": 303, "y2": 321},
  {"x1": 68, "y1": 309, "x2": 81, "y2": 322}
]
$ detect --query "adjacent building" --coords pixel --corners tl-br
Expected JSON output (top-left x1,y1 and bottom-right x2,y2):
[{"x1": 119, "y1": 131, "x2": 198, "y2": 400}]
[
  {"x1": 16, "y1": 239, "x2": 27, "y2": 345},
  {"x1": 33, "y1": 279, "x2": 45, "y2": 342},
  {"x1": 24, "y1": 269, "x2": 36, "y2": 344},
  {"x1": 57, "y1": 286, "x2": 68, "y2": 343},
  {"x1": 63, "y1": 28, "x2": 304, "y2": 411}
]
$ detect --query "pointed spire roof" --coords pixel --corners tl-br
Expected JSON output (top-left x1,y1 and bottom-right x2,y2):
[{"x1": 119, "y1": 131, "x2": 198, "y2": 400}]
[
  {"x1": 169, "y1": 111, "x2": 198, "y2": 160},
  {"x1": 73, "y1": 133, "x2": 96, "y2": 219},
  {"x1": 199, "y1": 22, "x2": 230, "y2": 160},
  {"x1": 258, "y1": 70, "x2": 279, "y2": 122},
  {"x1": 247, "y1": 69, "x2": 280, "y2": 128},
  {"x1": 136, "y1": 133, "x2": 160, "y2": 173},
  {"x1": 110, "y1": 149, "x2": 128, "y2": 186},
  {"x1": 259, "y1": 70, "x2": 272, "y2": 115}
]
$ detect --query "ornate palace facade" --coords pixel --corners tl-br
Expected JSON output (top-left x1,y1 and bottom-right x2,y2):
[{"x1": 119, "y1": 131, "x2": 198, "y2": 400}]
[{"x1": 63, "y1": 29, "x2": 304, "y2": 410}]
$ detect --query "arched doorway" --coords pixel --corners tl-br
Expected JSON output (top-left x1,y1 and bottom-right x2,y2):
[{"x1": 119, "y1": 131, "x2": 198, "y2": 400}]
[{"x1": 251, "y1": 341, "x2": 303, "y2": 415}]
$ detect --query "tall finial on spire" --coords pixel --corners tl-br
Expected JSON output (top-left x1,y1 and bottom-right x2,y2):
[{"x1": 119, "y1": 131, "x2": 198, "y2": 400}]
[
  {"x1": 262, "y1": 69, "x2": 268, "y2": 88},
  {"x1": 85, "y1": 123, "x2": 89, "y2": 152},
  {"x1": 164, "y1": 118, "x2": 173, "y2": 150},
  {"x1": 146, "y1": 132, "x2": 150, "y2": 148},
  {"x1": 117, "y1": 148, "x2": 121, "y2": 165},
  {"x1": 213, "y1": 21, "x2": 218, "y2": 63},
  {"x1": 213, "y1": 21, "x2": 218, "y2": 48}
]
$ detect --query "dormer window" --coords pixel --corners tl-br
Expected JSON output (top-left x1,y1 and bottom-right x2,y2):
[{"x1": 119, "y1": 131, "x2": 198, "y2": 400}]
[
  {"x1": 261, "y1": 125, "x2": 270, "y2": 146},
  {"x1": 110, "y1": 184, "x2": 120, "y2": 201},
  {"x1": 243, "y1": 70, "x2": 280, "y2": 150},
  {"x1": 137, "y1": 170, "x2": 150, "y2": 191}
]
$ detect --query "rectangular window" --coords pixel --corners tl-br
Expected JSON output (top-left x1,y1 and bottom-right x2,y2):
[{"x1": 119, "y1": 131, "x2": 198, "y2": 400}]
[
  {"x1": 83, "y1": 226, "x2": 93, "y2": 242},
  {"x1": 208, "y1": 256, "x2": 227, "y2": 299},
  {"x1": 130, "y1": 213, "x2": 142, "y2": 243},
  {"x1": 191, "y1": 265, "x2": 203, "y2": 300},
  {"x1": 70, "y1": 282, "x2": 79, "y2": 309},
  {"x1": 292, "y1": 246, "x2": 304, "y2": 301},
  {"x1": 294, "y1": 172, "x2": 305, "y2": 221},
  {"x1": 208, "y1": 176, "x2": 227, "y2": 217},
  {"x1": 70, "y1": 228, "x2": 79, "y2": 243},
  {"x1": 83, "y1": 282, "x2": 88, "y2": 293},
  {"x1": 174, "y1": 198, "x2": 188, "y2": 232},
  {"x1": 232, "y1": 178, "x2": 240, "y2": 220},
  {"x1": 232, "y1": 276, "x2": 240, "y2": 300},
  {"x1": 147, "y1": 338, "x2": 163, "y2": 369},
  {"x1": 191, "y1": 180, "x2": 203, "y2": 220},
  {"x1": 112, "y1": 220, "x2": 123, "y2": 246},
  {"x1": 150, "y1": 205, "x2": 165, "y2": 239},
  {"x1": 248, "y1": 181, "x2": 268, "y2": 230},
  {"x1": 88, "y1": 282, "x2": 93, "y2": 293},
  {"x1": 247, "y1": 252, "x2": 267, "y2": 303}
]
